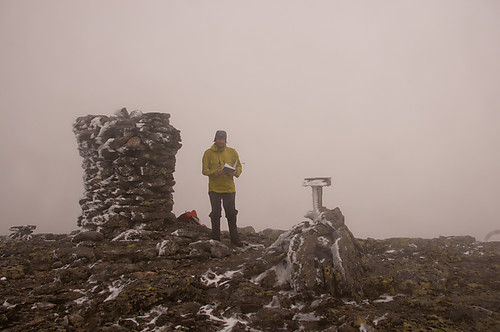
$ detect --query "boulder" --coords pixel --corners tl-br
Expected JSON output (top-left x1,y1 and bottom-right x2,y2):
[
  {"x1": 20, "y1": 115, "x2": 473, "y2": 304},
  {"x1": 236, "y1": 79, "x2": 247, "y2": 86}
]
[
  {"x1": 189, "y1": 240, "x2": 232, "y2": 259},
  {"x1": 252, "y1": 207, "x2": 365, "y2": 298},
  {"x1": 72, "y1": 231, "x2": 105, "y2": 243},
  {"x1": 259, "y1": 228, "x2": 287, "y2": 245}
]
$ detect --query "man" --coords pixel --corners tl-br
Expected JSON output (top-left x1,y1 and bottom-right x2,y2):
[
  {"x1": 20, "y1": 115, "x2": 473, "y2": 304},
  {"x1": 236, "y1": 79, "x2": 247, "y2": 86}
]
[{"x1": 202, "y1": 130, "x2": 243, "y2": 246}]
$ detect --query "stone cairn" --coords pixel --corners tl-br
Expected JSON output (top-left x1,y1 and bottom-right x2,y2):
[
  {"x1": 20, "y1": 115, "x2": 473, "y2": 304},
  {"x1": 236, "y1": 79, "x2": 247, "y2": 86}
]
[{"x1": 73, "y1": 109, "x2": 182, "y2": 237}]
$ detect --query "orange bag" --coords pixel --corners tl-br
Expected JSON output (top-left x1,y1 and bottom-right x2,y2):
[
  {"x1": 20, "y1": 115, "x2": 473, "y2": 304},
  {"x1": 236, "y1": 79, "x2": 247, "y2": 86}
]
[{"x1": 177, "y1": 210, "x2": 201, "y2": 225}]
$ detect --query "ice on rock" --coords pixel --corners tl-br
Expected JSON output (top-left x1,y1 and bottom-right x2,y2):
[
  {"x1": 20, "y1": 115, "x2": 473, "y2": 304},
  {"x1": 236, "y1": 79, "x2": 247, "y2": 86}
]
[
  {"x1": 293, "y1": 312, "x2": 322, "y2": 321},
  {"x1": 3, "y1": 300, "x2": 16, "y2": 309},
  {"x1": 102, "y1": 276, "x2": 133, "y2": 302},
  {"x1": 373, "y1": 294, "x2": 403, "y2": 303},
  {"x1": 74, "y1": 296, "x2": 89, "y2": 305},
  {"x1": 253, "y1": 207, "x2": 365, "y2": 298},
  {"x1": 111, "y1": 229, "x2": 145, "y2": 241},
  {"x1": 373, "y1": 313, "x2": 389, "y2": 326},
  {"x1": 331, "y1": 237, "x2": 346, "y2": 279},
  {"x1": 264, "y1": 295, "x2": 281, "y2": 308},
  {"x1": 198, "y1": 304, "x2": 249, "y2": 332},
  {"x1": 201, "y1": 268, "x2": 243, "y2": 287}
]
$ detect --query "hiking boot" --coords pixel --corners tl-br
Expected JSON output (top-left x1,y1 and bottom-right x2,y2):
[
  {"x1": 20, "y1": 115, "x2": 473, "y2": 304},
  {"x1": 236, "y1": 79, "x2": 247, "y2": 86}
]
[{"x1": 232, "y1": 240, "x2": 244, "y2": 247}]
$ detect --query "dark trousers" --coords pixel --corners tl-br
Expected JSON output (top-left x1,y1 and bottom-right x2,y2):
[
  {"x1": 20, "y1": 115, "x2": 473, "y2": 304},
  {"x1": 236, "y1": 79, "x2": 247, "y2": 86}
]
[{"x1": 209, "y1": 191, "x2": 240, "y2": 243}]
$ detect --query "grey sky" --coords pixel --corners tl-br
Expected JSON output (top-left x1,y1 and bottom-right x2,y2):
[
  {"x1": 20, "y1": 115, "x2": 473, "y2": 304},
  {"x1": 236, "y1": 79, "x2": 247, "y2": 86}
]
[{"x1": 1, "y1": 0, "x2": 499, "y2": 240}]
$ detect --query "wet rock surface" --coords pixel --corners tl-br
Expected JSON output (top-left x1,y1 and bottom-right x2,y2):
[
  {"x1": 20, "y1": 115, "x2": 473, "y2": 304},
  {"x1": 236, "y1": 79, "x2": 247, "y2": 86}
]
[{"x1": 1, "y1": 211, "x2": 499, "y2": 331}]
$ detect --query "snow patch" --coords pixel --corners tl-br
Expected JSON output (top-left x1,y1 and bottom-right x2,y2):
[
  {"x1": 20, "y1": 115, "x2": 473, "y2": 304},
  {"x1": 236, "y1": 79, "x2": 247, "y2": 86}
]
[
  {"x1": 97, "y1": 137, "x2": 116, "y2": 158},
  {"x1": 276, "y1": 263, "x2": 295, "y2": 286},
  {"x1": 303, "y1": 178, "x2": 330, "y2": 186},
  {"x1": 119, "y1": 305, "x2": 168, "y2": 331},
  {"x1": 156, "y1": 240, "x2": 173, "y2": 256},
  {"x1": 291, "y1": 302, "x2": 305, "y2": 310},
  {"x1": 331, "y1": 238, "x2": 346, "y2": 279},
  {"x1": 111, "y1": 229, "x2": 143, "y2": 241},
  {"x1": 198, "y1": 304, "x2": 249, "y2": 331},
  {"x1": 293, "y1": 312, "x2": 322, "y2": 321},
  {"x1": 373, "y1": 313, "x2": 388, "y2": 326},
  {"x1": 74, "y1": 296, "x2": 89, "y2": 305},
  {"x1": 96, "y1": 119, "x2": 118, "y2": 137},
  {"x1": 242, "y1": 242, "x2": 265, "y2": 251},
  {"x1": 198, "y1": 304, "x2": 224, "y2": 322},
  {"x1": 359, "y1": 322, "x2": 373, "y2": 331},
  {"x1": 317, "y1": 236, "x2": 329, "y2": 246},
  {"x1": 310, "y1": 298, "x2": 323, "y2": 308},
  {"x1": 343, "y1": 299, "x2": 359, "y2": 306},
  {"x1": 373, "y1": 294, "x2": 395, "y2": 303},
  {"x1": 200, "y1": 268, "x2": 243, "y2": 287},
  {"x1": 3, "y1": 300, "x2": 16, "y2": 309},
  {"x1": 264, "y1": 296, "x2": 281, "y2": 308},
  {"x1": 373, "y1": 293, "x2": 404, "y2": 303},
  {"x1": 137, "y1": 305, "x2": 168, "y2": 327},
  {"x1": 103, "y1": 276, "x2": 133, "y2": 302},
  {"x1": 256, "y1": 233, "x2": 304, "y2": 289}
]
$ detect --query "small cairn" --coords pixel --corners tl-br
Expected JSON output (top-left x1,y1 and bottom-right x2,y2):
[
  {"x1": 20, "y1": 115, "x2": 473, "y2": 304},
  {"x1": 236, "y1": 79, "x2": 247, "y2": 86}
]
[
  {"x1": 73, "y1": 108, "x2": 182, "y2": 237},
  {"x1": 8, "y1": 225, "x2": 36, "y2": 240}
]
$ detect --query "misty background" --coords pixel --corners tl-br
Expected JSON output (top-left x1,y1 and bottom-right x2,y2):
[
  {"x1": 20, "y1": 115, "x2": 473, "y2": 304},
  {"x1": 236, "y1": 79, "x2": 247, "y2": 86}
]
[{"x1": 1, "y1": 1, "x2": 499, "y2": 240}]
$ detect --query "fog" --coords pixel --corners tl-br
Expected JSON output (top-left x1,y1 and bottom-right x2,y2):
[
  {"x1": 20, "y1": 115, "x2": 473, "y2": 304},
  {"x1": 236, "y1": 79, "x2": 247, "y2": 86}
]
[{"x1": 1, "y1": 1, "x2": 499, "y2": 240}]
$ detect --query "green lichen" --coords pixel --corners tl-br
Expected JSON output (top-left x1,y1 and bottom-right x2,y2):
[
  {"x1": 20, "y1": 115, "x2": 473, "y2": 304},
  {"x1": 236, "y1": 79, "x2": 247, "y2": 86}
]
[
  {"x1": 2, "y1": 265, "x2": 25, "y2": 279},
  {"x1": 184, "y1": 277, "x2": 191, "y2": 290}
]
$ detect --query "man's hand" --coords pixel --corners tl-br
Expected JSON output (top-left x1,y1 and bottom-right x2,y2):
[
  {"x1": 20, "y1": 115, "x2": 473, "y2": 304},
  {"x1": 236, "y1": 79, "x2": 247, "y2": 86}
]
[{"x1": 218, "y1": 168, "x2": 236, "y2": 176}]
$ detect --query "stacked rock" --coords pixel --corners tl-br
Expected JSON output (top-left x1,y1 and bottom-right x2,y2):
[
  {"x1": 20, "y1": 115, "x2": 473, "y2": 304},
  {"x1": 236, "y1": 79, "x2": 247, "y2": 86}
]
[{"x1": 73, "y1": 109, "x2": 182, "y2": 237}]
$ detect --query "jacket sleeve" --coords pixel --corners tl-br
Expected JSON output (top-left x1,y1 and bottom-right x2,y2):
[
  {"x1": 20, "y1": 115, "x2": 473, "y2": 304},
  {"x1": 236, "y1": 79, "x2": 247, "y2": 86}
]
[
  {"x1": 234, "y1": 150, "x2": 242, "y2": 178},
  {"x1": 202, "y1": 150, "x2": 218, "y2": 176}
]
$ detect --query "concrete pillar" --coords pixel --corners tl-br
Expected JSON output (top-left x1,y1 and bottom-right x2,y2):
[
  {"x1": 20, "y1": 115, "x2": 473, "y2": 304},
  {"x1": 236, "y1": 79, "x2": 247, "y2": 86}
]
[{"x1": 303, "y1": 177, "x2": 331, "y2": 221}]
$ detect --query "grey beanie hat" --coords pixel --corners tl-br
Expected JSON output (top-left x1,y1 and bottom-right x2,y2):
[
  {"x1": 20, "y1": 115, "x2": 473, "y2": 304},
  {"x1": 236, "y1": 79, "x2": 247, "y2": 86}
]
[{"x1": 214, "y1": 130, "x2": 227, "y2": 142}]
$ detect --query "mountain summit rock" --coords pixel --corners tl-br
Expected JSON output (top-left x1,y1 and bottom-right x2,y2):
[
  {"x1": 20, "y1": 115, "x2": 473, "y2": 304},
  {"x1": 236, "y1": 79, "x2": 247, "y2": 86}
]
[
  {"x1": 252, "y1": 207, "x2": 365, "y2": 299},
  {"x1": 1, "y1": 220, "x2": 499, "y2": 331}
]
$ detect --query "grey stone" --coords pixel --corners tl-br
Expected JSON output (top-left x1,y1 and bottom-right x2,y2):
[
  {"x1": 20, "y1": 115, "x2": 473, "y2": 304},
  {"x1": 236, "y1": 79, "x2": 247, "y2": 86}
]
[
  {"x1": 238, "y1": 226, "x2": 257, "y2": 236},
  {"x1": 259, "y1": 228, "x2": 287, "y2": 244},
  {"x1": 72, "y1": 231, "x2": 105, "y2": 243},
  {"x1": 189, "y1": 239, "x2": 231, "y2": 258},
  {"x1": 33, "y1": 302, "x2": 56, "y2": 310},
  {"x1": 256, "y1": 207, "x2": 365, "y2": 298},
  {"x1": 157, "y1": 239, "x2": 180, "y2": 256},
  {"x1": 67, "y1": 313, "x2": 85, "y2": 327}
]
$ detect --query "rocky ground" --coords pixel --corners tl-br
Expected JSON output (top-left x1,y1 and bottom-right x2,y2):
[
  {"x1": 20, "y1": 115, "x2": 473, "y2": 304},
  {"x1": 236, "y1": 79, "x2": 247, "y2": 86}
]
[{"x1": 1, "y1": 215, "x2": 499, "y2": 331}]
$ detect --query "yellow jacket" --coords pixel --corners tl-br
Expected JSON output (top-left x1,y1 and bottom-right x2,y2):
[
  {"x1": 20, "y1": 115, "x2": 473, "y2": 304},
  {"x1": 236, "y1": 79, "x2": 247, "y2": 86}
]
[{"x1": 202, "y1": 144, "x2": 242, "y2": 193}]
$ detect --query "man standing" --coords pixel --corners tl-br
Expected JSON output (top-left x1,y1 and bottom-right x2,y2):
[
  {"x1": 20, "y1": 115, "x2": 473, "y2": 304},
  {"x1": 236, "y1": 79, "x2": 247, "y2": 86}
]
[{"x1": 202, "y1": 130, "x2": 243, "y2": 246}]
